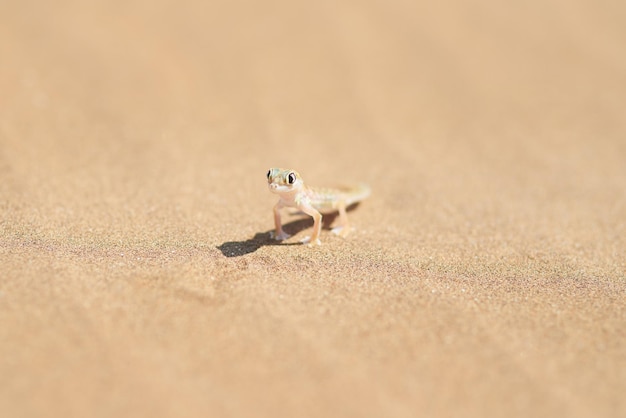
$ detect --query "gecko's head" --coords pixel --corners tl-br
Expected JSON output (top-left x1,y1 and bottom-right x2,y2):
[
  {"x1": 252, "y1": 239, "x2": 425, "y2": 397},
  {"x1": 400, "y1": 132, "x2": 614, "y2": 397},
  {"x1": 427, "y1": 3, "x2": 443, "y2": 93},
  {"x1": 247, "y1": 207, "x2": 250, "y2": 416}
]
[{"x1": 267, "y1": 168, "x2": 303, "y2": 194}]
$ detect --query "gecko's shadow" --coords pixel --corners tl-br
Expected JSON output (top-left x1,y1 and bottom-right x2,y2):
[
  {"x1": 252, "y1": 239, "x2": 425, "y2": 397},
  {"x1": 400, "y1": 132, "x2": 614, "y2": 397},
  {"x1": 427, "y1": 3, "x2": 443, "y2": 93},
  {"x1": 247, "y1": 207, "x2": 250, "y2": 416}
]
[{"x1": 217, "y1": 204, "x2": 359, "y2": 257}]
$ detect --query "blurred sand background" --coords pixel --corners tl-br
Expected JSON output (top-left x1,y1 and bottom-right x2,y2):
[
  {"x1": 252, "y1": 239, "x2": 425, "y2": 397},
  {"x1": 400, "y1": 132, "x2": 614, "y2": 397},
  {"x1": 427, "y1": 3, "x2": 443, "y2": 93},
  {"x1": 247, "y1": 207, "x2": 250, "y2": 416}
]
[{"x1": 1, "y1": 0, "x2": 625, "y2": 417}]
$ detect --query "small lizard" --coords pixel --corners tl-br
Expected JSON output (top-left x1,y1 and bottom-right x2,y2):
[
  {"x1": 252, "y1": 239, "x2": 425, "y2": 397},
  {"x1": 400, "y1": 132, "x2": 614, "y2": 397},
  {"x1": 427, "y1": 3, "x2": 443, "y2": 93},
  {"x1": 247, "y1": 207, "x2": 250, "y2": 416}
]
[{"x1": 267, "y1": 168, "x2": 370, "y2": 246}]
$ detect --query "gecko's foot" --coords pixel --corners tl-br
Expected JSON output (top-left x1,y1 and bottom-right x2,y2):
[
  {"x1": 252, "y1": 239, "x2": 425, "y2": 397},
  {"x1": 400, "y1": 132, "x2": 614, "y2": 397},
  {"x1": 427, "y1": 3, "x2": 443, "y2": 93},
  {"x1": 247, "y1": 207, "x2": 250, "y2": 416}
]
[
  {"x1": 331, "y1": 226, "x2": 352, "y2": 237},
  {"x1": 270, "y1": 231, "x2": 291, "y2": 241},
  {"x1": 300, "y1": 236, "x2": 322, "y2": 246}
]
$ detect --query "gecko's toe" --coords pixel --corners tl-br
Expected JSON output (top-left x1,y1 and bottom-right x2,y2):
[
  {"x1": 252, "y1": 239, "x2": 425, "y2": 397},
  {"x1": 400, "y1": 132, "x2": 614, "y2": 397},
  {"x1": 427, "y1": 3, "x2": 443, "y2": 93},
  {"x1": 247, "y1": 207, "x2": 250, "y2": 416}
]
[
  {"x1": 332, "y1": 226, "x2": 352, "y2": 237},
  {"x1": 271, "y1": 231, "x2": 291, "y2": 241},
  {"x1": 300, "y1": 236, "x2": 322, "y2": 246}
]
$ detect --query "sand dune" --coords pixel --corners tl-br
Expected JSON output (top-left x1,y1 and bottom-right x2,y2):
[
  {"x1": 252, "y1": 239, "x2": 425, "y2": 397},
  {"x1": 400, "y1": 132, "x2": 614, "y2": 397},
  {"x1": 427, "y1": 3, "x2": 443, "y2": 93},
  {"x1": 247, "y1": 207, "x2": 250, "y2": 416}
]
[{"x1": 1, "y1": 1, "x2": 625, "y2": 417}]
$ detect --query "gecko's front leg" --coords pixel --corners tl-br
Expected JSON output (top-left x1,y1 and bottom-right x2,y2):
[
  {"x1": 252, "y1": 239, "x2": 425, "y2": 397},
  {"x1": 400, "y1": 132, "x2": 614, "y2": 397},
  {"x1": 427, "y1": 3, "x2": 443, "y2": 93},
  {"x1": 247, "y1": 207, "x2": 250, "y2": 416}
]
[
  {"x1": 271, "y1": 202, "x2": 291, "y2": 241},
  {"x1": 331, "y1": 201, "x2": 352, "y2": 237},
  {"x1": 299, "y1": 204, "x2": 322, "y2": 246}
]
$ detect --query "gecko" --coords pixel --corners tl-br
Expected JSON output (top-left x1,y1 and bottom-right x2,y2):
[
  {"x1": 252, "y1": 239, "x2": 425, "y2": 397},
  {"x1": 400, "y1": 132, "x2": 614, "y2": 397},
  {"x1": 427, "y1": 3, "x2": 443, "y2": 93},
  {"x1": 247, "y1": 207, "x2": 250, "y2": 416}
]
[{"x1": 266, "y1": 168, "x2": 370, "y2": 246}]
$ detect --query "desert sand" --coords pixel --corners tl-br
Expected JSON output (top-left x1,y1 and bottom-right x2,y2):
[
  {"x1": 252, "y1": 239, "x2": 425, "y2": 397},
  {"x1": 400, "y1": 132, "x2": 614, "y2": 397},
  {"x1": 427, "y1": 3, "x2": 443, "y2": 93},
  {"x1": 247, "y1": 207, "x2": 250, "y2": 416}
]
[{"x1": 1, "y1": 1, "x2": 625, "y2": 417}]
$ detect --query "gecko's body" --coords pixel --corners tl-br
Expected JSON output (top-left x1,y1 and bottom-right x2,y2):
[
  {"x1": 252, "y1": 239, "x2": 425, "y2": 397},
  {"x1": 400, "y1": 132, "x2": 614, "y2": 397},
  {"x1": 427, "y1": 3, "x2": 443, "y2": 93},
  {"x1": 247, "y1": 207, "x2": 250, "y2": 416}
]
[{"x1": 267, "y1": 168, "x2": 370, "y2": 246}]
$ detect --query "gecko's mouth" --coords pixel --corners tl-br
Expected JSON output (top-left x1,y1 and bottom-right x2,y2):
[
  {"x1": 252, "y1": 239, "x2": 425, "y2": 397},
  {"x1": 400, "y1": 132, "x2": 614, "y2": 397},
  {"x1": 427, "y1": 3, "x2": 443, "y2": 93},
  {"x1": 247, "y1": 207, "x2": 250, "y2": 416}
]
[{"x1": 269, "y1": 183, "x2": 292, "y2": 193}]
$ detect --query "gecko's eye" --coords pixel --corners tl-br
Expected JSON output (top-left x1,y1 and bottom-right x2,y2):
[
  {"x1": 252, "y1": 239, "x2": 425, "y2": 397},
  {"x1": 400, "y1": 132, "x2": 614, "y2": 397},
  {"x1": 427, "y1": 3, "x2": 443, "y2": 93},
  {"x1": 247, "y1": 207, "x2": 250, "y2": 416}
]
[
  {"x1": 266, "y1": 170, "x2": 271, "y2": 180},
  {"x1": 287, "y1": 172, "x2": 296, "y2": 184}
]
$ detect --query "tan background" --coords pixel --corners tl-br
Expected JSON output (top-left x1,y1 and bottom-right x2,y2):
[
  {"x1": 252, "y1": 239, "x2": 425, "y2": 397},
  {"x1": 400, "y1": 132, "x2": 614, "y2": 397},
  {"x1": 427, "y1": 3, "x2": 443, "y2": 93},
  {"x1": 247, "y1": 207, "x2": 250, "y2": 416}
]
[{"x1": 1, "y1": 1, "x2": 625, "y2": 417}]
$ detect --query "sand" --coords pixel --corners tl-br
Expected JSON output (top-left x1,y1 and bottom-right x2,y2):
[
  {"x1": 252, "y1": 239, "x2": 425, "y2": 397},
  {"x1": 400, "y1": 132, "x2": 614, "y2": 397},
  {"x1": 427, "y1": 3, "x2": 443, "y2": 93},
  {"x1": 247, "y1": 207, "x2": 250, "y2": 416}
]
[{"x1": 1, "y1": 1, "x2": 625, "y2": 417}]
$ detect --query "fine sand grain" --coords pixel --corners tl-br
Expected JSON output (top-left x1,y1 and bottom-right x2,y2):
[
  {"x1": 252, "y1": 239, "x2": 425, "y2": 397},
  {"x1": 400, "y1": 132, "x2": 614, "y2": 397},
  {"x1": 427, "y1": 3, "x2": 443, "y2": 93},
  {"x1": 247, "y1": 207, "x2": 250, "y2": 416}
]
[{"x1": 1, "y1": 1, "x2": 625, "y2": 417}]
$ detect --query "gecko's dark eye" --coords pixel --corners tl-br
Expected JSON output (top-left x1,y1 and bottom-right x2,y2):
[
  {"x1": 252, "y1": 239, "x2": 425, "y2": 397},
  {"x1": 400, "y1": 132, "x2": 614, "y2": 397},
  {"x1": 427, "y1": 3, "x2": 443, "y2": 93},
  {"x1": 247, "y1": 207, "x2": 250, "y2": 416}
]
[
  {"x1": 267, "y1": 170, "x2": 271, "y2": 179},
  {"x1": 287, "y1": 172, "x2": 296, "y2": 184}
]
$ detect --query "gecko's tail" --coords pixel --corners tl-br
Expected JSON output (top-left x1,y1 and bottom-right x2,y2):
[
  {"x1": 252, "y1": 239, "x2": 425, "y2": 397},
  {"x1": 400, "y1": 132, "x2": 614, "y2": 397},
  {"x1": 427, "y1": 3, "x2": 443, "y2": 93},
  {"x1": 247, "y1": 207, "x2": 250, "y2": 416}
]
[{"x1": 345, "y1": 183, "x2": 371, "y2": 207}]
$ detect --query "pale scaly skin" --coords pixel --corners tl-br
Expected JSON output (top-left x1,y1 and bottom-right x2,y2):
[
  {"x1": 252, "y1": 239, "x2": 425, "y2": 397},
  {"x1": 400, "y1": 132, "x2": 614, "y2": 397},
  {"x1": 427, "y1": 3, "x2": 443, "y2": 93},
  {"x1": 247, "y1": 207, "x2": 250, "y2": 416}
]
[{"x1": 267, "y1": 168, "x2": 370, "y2": 246}]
